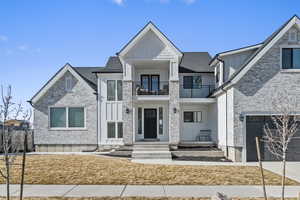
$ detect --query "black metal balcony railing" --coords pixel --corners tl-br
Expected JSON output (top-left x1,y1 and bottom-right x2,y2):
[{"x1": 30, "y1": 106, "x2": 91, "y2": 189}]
[
  {"x1": 134, "y1": 81, "x2": 169, "y2": 95},
  {"x1": 180, "y1": 85, "x2": 215, "y2": 98}
]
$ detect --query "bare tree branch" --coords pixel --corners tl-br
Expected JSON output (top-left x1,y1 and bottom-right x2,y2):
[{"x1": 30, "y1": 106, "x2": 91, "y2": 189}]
[
  {"x1": 262, "y1": 89, "x2": 299, "y2": 200},
  {"x1": 0, "y1": 85, "x2": 32, "y2": 200}
]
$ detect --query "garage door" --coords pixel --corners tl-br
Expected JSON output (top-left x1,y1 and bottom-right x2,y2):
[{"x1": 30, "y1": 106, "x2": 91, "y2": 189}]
[{"x1": 246, "y1": 116, "x2": 300, "y2": 161}]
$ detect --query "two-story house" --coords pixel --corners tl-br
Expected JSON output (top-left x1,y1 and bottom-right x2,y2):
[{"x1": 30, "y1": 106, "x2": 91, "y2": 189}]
[{"x1": 29, "y1": 15, "x2": 300, "y2": 162}]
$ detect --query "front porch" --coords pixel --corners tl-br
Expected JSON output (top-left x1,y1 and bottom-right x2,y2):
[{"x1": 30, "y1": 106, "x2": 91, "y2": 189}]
[
  {"x1": 133, "y1": 101, "x2": 170, "y2": 143},
  {"x1": 130, "y1": 100, "x2": 217, "y2": 145}
]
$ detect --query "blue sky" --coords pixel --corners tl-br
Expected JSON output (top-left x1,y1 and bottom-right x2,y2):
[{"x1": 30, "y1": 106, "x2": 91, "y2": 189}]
[{"x1": 0, "y1": 0, "x2": 299, "y2": 109}]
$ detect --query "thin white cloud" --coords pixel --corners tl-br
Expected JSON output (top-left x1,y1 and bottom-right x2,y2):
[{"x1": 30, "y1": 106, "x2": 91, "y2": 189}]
[
  {"x1": 112, "y1": 0, "x2": 124, "y2": 5},
  {"x1": 0, "y1": 35, "x2": 8, "y2": 41},
  {"x1": 17, "y1": 44, "x2": 29, "y2": 51},
  {"x1": 182, "y1": 0, "x2": 196, "y2": 4}
]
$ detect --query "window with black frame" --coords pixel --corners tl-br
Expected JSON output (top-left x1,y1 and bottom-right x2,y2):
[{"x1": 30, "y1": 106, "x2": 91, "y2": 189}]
[
  {"x1": 183, "y1": 111, "x2": 202, "y2": 123},
  {"x1": 282, "y1": 48, "x2": 300, "y2": 69},
  {"x1": 140, "y1": 75, "x2": 160, "y2": 94},
  {"x1": 183, "y1": 76, "x2": 202, "y2": 89}
]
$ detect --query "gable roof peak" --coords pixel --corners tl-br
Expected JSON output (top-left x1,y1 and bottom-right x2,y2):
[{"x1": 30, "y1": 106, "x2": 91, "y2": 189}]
[
  {"x1": 65, "y1": 62, "x2": 72, "y2": 67},
  {"x1": 117, "y1": 21, "x2": 182, "y2": 57},
  {"x1": 292, "y1": 14, "x2": 299, "y2": 20}
]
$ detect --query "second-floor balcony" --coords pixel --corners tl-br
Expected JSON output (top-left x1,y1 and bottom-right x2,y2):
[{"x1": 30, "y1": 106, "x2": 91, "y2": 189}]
[
  {"x1": 134, "y1": 81, "x2": 169, "y2": 95},
  {"x1": 180, "y1": 85, "x2": 215, "y2": 98}
]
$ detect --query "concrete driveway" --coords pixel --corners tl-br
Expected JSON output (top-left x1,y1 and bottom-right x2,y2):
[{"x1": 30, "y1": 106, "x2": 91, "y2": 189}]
[{"x1": 262, "y1": 162, "x2": 300, "y2": 182}]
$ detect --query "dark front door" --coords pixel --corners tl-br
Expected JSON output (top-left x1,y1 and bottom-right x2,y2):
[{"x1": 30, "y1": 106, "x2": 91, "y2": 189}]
[{"x1": 144, "y1": 109, "x2": 157, "y2": 139}]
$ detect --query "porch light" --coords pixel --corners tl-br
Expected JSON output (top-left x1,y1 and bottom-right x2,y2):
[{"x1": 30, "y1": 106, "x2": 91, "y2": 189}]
[
  {"x1": 126, "y1": 108, "x2": 130, "y2": 114},
  {"x1": 173, "y1": 107, "x2": 177, "y2": 114},
  {"x1": 239, "y1": 113, "x2": 244, "y2": 122}
]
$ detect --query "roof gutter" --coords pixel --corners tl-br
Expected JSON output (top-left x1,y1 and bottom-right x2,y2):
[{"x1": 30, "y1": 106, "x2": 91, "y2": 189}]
[{"x1": 27, "y1": 100, "x2": 33, "y2": 106}]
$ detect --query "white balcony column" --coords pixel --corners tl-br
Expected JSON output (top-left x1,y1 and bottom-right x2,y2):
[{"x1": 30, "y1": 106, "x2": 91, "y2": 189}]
[{"x1": 218, "y1": 61, "x2": 224, "y2": 87}]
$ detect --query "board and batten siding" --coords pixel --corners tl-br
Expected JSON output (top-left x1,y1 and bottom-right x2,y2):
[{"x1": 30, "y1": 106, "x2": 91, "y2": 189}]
[{"x1": 98, "y1": 73, "x2": 124, "y2": 146}]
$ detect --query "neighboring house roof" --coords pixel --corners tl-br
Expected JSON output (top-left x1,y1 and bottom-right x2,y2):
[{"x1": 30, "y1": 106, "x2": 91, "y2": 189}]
[
  {"x1": 92, "y1": 56, "x2": 123, "y2": 73},
  {"x1": 5, "y1": 119, "x2": 23, "y2": 127},
  {"x1": 210, "y1": 15, "x2": 300, "y2": 96},
  {"x1": 117, "y1": 21, "x2": 182, "y2": 57},
  {"x1": 4, "y1": 120, "x2": 30, "y2": 130},
  {"x1": 179, "y1": 52, "x2": 213, "y2": 73},
  {"x1": 30, "y1": 63, "x2": 97, "y2": 105}
]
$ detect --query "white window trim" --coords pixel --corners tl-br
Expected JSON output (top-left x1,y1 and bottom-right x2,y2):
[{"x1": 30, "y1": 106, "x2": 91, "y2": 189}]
[
  {"x1": 48, "y1": 106, "x2": 87, "y2": 130},
  {"x1": 107, "y1": 80, "x2": 123, "y2": 102},
  {"x1": 135, "y1": 106, "x2": 163, "y2": 138},
  {"x1": 288, "y1": 29, "x2": 298, "y2": 42},
  {"x1": 183, "y1": 111, "x2": 202, "y2": 123},
  {"x1": 65, "y1": 76, "x2": 73, "y2": 92},
  {"x1": 280, "y1": 45, "x2": 300, "y2": 72},
  {"x1": 106, "y1": 121, "x2": 123, "y2": 139}
]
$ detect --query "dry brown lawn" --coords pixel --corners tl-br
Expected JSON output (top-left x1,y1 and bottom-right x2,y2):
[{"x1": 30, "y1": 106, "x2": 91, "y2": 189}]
[
  {"x1": 0, "y1": 155, "x2": 298, "y2": 185},
  {"x1": 0, "y1": 198, "x2": 297, "y2": 200}
]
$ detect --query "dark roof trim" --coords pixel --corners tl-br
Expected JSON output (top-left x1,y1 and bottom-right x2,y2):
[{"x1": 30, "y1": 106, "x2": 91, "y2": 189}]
[
  {"x1": 117, "y1": 21, "x2": 182, "y2": 55},
  {"x1": 209, "y1": 42, "x2": 263, "y2": 65},
  {"x1": 29, "y1": 65, "x2": 66, "y2": 103},
  {"x1": 30, "y1": 63, "x2": 98, "y2": 104},
  {"x1": 225, "y1": 15, "x2": 297, "y2": 83},
  {"x1": 211, "y1": 15, "x2": 299, "y2": 96},
  {"x1": 92, "y1": 71, "x2": 123, "y2": 74},
  {"x1": 179, "y1": 66, "x2": 213, "y2": 73}
]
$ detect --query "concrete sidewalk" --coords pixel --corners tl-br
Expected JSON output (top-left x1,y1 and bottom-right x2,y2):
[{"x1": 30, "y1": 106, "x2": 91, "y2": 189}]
[
  {"x1": 262, "y1": 162, "x2": 300, "y2": 182},
  {"x1": 1, "y1": 184, "x2": 300, "y2": 198}
]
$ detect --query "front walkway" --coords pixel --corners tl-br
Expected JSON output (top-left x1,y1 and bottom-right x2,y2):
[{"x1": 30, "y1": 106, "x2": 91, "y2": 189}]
[{"x1": 1, "y1": 184, "x2": 300, "y2": 198}]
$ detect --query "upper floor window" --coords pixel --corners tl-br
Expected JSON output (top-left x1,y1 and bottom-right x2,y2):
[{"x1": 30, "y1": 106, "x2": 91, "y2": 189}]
[
  {"x1": 141, "y1": 75, "x2": 160, "y2": 92},
  {"x1": 183, "y1": 76, "x2": 202, "y2": 89},
  {"x1": 65, "y1": 76, "x2": 73, "y2": 92},
  {"x1": 282, "y1": 48, "x2": 300, "y2": 69},
  {"x1": 107, "y1": 80, "x2": 122, "y2": 101}
]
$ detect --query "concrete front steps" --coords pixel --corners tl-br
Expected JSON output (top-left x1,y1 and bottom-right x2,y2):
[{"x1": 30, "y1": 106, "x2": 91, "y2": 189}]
[
  {"x1": 171, "y1": 147, "x2": 227, "y2": 161},
  {"x1": 132, "y1": 142, "x2": 172, "y2": 160}
]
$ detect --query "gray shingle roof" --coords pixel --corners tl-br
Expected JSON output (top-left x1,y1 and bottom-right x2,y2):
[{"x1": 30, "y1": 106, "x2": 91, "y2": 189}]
[
  {"x1": 93, "y1": 53, "x2": 213, "y2": 74},
  {"x1": 92, "y1": 56, "x2": 123, "y2": 73},
  {"x1": 72, "y1": 67, "x2": 100, "y2": 90},
  {"x1": 179, "y1": 52, "x2": 213, "y2": 73}
]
